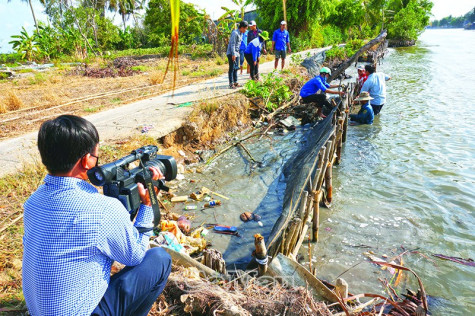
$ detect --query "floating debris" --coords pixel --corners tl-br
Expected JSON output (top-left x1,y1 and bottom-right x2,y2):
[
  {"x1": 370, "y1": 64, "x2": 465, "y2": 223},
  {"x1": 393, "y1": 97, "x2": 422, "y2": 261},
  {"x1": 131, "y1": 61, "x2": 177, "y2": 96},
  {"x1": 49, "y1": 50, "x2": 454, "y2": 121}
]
[{"x1": 432, "y1": 254, "x2": 475, "y2": 267}]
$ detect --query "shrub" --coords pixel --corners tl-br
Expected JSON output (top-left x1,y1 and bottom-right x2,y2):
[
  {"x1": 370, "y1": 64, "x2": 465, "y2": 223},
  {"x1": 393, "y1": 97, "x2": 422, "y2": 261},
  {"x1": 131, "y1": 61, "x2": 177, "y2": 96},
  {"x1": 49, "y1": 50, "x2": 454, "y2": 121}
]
[
  {"x1": 242, "y1": 72, "x2": 292, "y2": 111},
  {"x1": 5, "y1": 91, "x2": 23, "y2": 111},
  {"x1": 322, "y1": 25, "x2": 345, "y2": 46},
  {"x1": 325, "y1": 46, "x2": 346, "y2": 61},
  {"x1": 215, "y1": 55, "x2": 225, "y2": 65}
]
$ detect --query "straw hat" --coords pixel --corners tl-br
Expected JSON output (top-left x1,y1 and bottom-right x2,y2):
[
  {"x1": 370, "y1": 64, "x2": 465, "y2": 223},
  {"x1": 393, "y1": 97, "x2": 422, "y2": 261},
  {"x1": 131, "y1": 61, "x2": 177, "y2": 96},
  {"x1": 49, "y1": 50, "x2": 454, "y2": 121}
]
[{"x1": 354, "y1": 91, "x2": 373, "y2": 102}]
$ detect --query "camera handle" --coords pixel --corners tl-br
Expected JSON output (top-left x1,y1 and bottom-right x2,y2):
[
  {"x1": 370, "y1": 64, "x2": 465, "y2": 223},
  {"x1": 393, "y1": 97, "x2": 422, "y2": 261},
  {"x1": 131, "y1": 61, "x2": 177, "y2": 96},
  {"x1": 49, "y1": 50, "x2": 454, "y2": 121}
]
[{"x1": 139, "y1": 158, "x2": 161, "y2": 235}]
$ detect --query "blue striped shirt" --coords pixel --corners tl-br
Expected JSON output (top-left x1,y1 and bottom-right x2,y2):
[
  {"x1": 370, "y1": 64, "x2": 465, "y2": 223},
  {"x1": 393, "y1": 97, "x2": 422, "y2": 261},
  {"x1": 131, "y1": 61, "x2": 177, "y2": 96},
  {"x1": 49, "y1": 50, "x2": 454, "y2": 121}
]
[{"x1": 22, "y1": 175, "x2": 153, "y2": 315}]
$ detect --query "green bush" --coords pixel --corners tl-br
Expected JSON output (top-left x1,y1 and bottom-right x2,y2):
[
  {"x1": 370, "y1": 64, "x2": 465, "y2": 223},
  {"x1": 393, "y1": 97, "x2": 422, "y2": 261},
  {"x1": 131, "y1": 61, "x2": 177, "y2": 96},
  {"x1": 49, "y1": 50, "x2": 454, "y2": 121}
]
[
  {"x1": 322, "y1": 25, "x2": 345, "y2": 46},
  {"x1": 242, "y1": 72, "x2": 292, "y2": 111},
  {"x1": 145, "y1": 0, "x2": 204, "y2": 46},
  {"x1": 325, "y1": 46, "x2": 346, "y2": 60}
]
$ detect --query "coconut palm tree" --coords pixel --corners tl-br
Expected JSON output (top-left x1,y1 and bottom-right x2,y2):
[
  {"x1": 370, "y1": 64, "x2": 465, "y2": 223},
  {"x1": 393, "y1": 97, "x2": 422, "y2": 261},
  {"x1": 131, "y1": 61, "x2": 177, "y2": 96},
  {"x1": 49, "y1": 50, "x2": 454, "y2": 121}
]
[{"x1": 8, "y1": 0, "x2": 45, "y2": 35}]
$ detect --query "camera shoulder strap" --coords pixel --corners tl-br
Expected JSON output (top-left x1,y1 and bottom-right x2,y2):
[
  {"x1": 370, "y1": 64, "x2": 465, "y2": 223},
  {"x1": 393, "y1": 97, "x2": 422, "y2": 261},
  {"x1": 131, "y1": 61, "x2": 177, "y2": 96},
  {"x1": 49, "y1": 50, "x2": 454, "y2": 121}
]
[{"x1": 139, "y1": 159, "x2": 161, "y2": 234}]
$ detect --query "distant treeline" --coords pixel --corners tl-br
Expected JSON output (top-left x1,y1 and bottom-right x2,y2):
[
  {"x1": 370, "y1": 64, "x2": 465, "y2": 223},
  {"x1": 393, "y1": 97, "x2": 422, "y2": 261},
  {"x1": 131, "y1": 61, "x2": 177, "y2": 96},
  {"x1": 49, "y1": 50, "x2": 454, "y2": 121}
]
[
  {"x1": 431, "y1": 7, "x2": 475, "y2": 28},
  {"x1": 1, "y1": 0, "x2": 433, "y2": 64}
]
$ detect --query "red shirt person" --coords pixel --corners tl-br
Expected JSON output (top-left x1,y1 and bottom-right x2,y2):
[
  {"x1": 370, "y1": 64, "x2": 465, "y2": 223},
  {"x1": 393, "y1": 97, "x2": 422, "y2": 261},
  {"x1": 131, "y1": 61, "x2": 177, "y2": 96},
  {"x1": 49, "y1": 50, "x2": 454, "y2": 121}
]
[{"x1": 357, "y1": 65, "x2": 368, "y2": 87}]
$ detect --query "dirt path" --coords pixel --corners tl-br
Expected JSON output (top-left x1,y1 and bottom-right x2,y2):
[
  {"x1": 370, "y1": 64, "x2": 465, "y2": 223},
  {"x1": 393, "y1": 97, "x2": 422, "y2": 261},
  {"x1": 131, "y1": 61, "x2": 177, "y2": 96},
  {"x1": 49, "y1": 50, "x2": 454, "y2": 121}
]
[{"x1": 0, "y1": 48, "x2": 328, "y2": 178}]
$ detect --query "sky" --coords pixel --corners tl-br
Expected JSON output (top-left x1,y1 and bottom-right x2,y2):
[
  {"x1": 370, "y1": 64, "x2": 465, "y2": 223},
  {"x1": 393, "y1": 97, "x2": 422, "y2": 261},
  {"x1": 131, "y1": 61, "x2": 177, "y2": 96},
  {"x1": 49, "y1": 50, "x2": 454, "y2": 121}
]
[{"x1": 0, "y1": 0, "x2": 473, "y2": 53}]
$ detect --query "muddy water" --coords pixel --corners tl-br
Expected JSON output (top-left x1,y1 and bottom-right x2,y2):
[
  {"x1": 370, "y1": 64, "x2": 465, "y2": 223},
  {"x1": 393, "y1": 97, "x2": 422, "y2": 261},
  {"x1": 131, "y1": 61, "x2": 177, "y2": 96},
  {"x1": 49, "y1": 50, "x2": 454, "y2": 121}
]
[
  {"x1": 171, "y1": 126, "x2": 310, "y2": 267},
  {"x1": 313, "y1": 29, "x2": 475, "y2": 315},
  {"x1": 172, "y1": 29, "x2": 474, "y2": 314}
]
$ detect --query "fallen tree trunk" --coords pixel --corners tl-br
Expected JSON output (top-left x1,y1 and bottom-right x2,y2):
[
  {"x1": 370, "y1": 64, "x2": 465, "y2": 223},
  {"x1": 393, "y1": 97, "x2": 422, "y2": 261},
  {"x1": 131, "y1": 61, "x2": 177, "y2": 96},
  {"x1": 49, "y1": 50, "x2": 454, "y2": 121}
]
[{"x1": 329, "y1": 30, "x2": 388, "y2": 81}]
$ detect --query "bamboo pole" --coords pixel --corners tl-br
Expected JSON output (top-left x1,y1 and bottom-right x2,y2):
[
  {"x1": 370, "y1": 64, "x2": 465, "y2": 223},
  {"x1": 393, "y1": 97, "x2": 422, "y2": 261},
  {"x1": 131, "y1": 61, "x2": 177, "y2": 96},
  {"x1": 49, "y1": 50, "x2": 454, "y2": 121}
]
[
  {"x1": 335, "y1": 278, "x2": 349, "y2": 299},
  {"x1": 283, "y1": 220, "x2": 296, "y2": 255},
  {"x1": 286, "y1": 218, "x2": 302, "y2": 256},
  {"x1": 325, "y1": 161, "x2": 333, "y2": 205},
  {"x1": 312, "y1": 188, "x2": 321, "y2": 242},
  {"x1": 336, "y1": 118, "x2": 344, "y2": 164},
  {"x1": 290, "y1": 224, "x2": 308, "y2": 260},
  {"x1": 316, "y1": 141, "x2": 332, "y2": 191},
  {"x1": 254, "y1": 234, "x2": 268, "y2": 276},
  {"x1": 298, "y1": 191, "x2": 308, "y2": 219}
]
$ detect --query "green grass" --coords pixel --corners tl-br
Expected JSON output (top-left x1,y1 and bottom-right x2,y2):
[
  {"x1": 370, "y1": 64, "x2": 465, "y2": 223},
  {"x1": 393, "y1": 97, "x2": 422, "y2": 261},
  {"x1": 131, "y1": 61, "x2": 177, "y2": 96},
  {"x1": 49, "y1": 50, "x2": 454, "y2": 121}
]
[
  {"x1": 84, "y1": 105, "x2": 105, "y2": 112},
  {"x1": 27, "y1": 72, "x2": 48, "y2": 85},
  {"x1": 184, "y1": 68, "x2": 222, "y2": 78},
  {"x1": 110, "y1": 97, "x2": 122, "y2": 104},
  {"x1": 16, "y1": 68, "x2": 34, "y2": 74},
  {"x1": 200, "y1": 101, "x2": 219, "y2": 114},
  {"x1": 131, "y1": 65, "x2": 148, "y2": 72}
]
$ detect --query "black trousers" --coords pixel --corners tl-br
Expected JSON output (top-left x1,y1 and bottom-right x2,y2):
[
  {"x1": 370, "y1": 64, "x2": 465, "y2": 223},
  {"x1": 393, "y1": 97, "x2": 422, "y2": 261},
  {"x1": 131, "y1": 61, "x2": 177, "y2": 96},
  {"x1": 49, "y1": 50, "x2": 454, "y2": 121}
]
[
  {"x1": 244, "y1": 53, "x2": 259, "y2": 80},
  {"x1": 371, "y1": 104, "x2": 384, "y2": 115},
  {"x1": 301, "y1": 94, "x2": 331, "y2": 108}
]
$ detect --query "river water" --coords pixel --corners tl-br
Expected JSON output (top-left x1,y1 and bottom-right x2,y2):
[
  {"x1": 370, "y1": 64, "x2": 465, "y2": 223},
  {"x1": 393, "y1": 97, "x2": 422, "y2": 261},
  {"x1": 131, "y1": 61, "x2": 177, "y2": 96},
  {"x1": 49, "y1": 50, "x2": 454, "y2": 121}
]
[
  {"x1": 313, "y1": 29, "x2": 475, "y2": 315},
  {"x1": 173, "y1": 29, "x2": 474, "y2": 315}
]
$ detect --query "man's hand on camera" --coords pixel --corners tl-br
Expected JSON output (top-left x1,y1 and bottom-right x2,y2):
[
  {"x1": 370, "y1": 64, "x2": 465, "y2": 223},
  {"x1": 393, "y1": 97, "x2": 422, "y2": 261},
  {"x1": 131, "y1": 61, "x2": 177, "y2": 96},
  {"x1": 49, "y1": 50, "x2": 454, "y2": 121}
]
[{"x1": 138, "y1": 167, "x2": 164, "y2": 206}]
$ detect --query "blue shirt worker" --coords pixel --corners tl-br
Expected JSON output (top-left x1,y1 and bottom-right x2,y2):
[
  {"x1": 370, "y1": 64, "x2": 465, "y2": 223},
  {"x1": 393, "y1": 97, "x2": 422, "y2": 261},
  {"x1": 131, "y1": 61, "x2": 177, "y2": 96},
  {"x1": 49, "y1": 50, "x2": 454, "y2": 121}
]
[
  {"x1": 350, "y1": 91, "x2": 375, "y2": 125},
  {"x1": 227, "y1": 21, "x2": 248, "y2": 89},
  {"x1": 360, "y1": 64, "x2": 391, "y2": 115},
  {"x1": 300, "y1": 67, "x2": 344, "y2": 118},
  {"x1": 22, "y1": 115, "x2": 171, "y2": 316},
  {"x1": 272, "y1": 21, "x2": 291, "y2": 70},
  {"x1": 244, "y1": 31, "x2": 269, "y2": 80},
  {"x1": 239, "y1": 29, "x2": 248, "y2": 74}
]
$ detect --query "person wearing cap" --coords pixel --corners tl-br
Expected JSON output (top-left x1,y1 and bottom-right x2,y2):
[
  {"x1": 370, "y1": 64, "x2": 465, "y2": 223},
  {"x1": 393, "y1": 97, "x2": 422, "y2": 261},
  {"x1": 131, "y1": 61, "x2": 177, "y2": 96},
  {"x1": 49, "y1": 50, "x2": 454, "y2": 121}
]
[
  {"x1": 357, "y1": 65, "x2": 368, "y2": 87},
  {"x1": 246, "y1": 21, "x2": 267, "y2": 74},
  {"x1": 360, "y1": 64, "x2": 391, "y2": 115},
  {"x1": 244, "y1": 31, "x2": 269, "y2": 80},
  {"x1": 227, "y1": 21, "x2": 248, "y2": 89},
  {"x1": 272, "y1": 21, "x2": 291, "y2": 70},
  {"x1": 350, "y1": 91, "x2": 374, "y2": 125},
  {"x1": 239, "y1": 28, "x2": 249, "y2": 75},
  {"x1": 299, "y1": 67, "x2": 344, "y2": 118}
]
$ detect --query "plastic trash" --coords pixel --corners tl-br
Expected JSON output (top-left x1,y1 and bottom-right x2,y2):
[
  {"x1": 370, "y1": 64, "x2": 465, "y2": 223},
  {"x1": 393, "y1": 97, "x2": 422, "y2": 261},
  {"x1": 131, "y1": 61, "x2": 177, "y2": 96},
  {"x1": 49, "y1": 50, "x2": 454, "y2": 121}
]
[
  {"x1": 204, "y1": 200, "x2": 221, "y2": 208},
  {"x1": 184, "y1": 205, "x2": 197, "y2": 210}
]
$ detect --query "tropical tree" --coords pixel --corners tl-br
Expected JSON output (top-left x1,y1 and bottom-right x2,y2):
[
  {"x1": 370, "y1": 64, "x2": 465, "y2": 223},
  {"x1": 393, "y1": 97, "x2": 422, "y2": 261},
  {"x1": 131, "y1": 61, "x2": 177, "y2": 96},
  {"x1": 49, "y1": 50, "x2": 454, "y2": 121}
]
[
  {"x1": 9, "y1": 27, "x2": 42, "y2": 61},
  {"x1": 252, "y1": 0, "x2": 334, "y2": 36},
  {"x1": 8, "y1": 0, "x2": 43, "y2": 35},
  {"x1": 386, "y1": 0, "x2": 432, "y2": 40},
  {"x1": 327, "y1": 0, "x2": 365, "y2": 36},
  {"x1": 144, "y1": 0, "x2": 203, "y2": 46}
]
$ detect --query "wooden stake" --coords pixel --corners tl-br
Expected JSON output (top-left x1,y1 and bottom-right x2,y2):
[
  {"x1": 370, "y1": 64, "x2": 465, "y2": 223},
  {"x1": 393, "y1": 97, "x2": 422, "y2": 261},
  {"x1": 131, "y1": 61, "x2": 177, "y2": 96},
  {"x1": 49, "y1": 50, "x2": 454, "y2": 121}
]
[
  {"x1": 286, "y1": 218, "x2": 302, "y2": 255},
  {"x1": 312, "y1": 189, "x2": 321, "y2": 242},
  {"x1": 291, "y1": 224, "x2": 308, "y2": 260},
  {"x1": 325, "y1": 161, "x2": 333, "y2": 204},
  {"x1": 254, "y1": 234, "x2": 268, "y2": 276},
  {"x1": 298, "y1": 191, "x2": 308, "y2": 219}
]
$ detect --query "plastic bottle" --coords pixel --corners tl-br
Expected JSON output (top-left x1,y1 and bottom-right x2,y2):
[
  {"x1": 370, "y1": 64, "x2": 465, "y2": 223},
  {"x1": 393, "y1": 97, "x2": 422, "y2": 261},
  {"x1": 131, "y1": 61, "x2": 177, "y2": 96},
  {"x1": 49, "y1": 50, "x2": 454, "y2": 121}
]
[
  {"x1": 184, "y1": 205, "x2": 197, "y2": 210},
  {"x1": 204, "y1": 200, "x2": 221, "y2": 208}
]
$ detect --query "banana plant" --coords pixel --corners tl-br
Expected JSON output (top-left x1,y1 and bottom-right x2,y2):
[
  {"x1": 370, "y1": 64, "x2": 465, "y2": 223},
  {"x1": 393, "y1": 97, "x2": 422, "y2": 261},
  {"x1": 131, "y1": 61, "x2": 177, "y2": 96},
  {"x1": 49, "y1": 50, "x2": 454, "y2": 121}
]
[{"x1": 9, "y1": 27, "x2": 42, "y2": 61}]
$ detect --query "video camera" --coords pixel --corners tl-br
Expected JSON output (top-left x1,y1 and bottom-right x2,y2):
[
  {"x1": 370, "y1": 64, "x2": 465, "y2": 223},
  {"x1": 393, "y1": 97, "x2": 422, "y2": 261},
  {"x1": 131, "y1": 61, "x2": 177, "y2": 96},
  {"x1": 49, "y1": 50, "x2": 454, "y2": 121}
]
[{"x1": 87, "y1": 145, "x2": 177, "y2": 218}]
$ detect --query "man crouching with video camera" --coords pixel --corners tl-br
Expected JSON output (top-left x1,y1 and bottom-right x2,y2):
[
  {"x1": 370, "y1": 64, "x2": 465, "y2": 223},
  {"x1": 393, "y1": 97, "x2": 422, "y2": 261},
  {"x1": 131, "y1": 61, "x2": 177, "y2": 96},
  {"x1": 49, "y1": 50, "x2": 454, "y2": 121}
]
[{"x1": 22, "y1": 115, "x2": 171, "y2": 316}]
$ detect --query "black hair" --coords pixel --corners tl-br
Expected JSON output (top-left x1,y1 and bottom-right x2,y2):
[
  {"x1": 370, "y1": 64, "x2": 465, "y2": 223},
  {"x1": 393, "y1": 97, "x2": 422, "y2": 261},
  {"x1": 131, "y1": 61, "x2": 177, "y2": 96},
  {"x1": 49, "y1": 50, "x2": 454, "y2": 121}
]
[
  {"x1": 238, "y1": 21, "x2": 248, "y2": 29},
  {"x1": 365, "y1": 64, "x2": 376, "y2": 74},
  {"x1": 38, "y1": 115, "x2": 99, "y2": 175}
]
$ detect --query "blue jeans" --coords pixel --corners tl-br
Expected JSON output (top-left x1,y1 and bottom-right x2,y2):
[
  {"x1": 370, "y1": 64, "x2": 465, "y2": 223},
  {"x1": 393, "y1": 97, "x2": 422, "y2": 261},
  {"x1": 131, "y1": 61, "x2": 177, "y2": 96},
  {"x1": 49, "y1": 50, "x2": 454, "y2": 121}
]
[
  {"x1": 239, "y1": 49, "x2": 245, "y2": 67},
  {"x1": 91, "y1": 247, "x2": 171, "y2": 316},
  {"x1": 227, "y1": 54, "x2": 238, "y2": 85}
]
